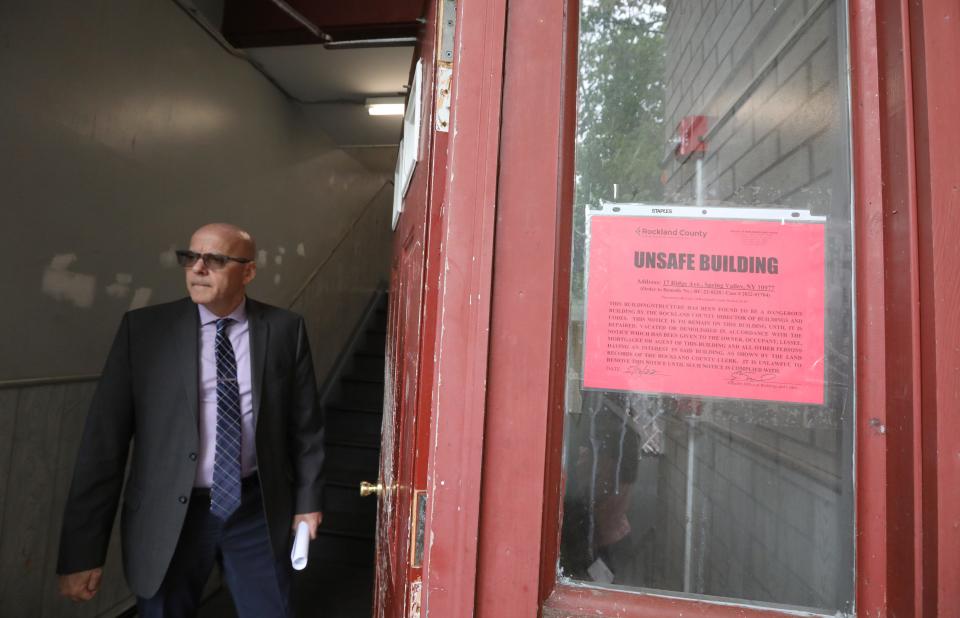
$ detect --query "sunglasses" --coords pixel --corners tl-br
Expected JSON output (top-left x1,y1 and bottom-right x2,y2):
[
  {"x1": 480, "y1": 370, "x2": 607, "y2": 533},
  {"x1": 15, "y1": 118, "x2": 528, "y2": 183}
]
[{"x1": 175, "y1": 250, "x2": 253, "y2": 270}]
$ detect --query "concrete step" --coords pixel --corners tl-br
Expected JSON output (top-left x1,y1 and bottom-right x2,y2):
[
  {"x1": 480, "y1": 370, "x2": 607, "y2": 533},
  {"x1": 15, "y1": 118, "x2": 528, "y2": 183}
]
[{"x1": 348, "y1": 352, "x2": 386, "y2": 380}]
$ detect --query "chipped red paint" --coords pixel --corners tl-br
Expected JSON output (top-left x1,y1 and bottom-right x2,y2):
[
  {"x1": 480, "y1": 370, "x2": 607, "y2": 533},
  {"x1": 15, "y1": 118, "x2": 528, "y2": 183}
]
[
  {"x1": 372, "y1": 3, "x2": 442, "y2": 617},
  {"x1": 418, "y1": 0, "x2": 508, "y2": 615}
]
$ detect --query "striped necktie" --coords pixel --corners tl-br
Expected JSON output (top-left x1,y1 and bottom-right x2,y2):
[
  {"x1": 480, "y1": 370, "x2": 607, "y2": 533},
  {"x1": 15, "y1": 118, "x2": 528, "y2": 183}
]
[{"x1": 210, "y1": 318, "x2": 242, "y2": 519}]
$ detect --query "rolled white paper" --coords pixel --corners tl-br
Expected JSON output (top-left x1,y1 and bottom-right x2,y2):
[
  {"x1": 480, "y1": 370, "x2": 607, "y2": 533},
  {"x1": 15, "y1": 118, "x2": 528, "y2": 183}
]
[{"x1": 291, "y1": 521, "x2": 310, "y2": 571}]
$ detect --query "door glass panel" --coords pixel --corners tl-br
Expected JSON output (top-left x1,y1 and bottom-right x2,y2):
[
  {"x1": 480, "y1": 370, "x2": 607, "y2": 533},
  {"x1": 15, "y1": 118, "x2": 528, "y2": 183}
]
[{"x1": 559, "y1": 0, "x2": 854, "y2": 614}]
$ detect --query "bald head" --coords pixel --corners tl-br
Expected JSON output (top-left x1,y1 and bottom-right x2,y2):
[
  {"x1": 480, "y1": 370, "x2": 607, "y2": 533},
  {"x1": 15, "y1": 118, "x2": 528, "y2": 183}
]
[
  {"x1": 191, "y1": 223, "x2": 256, "y2": 260},
  {"x1": 185, "y1": 223, "x2": 258, "y2": 316}
]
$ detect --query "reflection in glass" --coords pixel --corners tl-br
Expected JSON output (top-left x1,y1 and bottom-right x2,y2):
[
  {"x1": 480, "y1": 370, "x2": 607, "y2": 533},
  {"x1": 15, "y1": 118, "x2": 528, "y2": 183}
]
[{"x1": 559, "y1": 0, "x2": 854, "y2": 613}]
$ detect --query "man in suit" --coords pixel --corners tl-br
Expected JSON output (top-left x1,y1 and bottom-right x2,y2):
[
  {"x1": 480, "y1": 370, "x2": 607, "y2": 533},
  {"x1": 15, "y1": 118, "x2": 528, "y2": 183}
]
[{"x1": 57, "y1": 223, "x2": 325, "y2": 617}]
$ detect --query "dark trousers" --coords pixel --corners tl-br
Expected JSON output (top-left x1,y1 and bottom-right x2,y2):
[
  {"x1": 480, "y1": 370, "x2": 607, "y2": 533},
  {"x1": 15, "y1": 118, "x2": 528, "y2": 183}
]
[{"x1": 137, "y1": 476, "x2": 291, "y2": 618}]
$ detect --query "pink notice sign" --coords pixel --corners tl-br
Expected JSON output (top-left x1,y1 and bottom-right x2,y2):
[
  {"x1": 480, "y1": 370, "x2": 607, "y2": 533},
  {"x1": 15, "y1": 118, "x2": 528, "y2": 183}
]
[{"x1": 583, "y1": 215, "x2": 826, "y2": 404}]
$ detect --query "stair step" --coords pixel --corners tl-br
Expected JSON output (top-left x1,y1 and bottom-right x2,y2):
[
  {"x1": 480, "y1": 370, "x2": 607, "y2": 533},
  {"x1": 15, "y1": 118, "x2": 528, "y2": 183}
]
[
  {"x1": 334, "y1": 380, "x2": 384, "y2": 410},
  {"x1": 327, "y1": 403, "x2": 383, "y2": 415},
  {"x1": 357, "y1": 331, "x2": 387, "y2": 355},
  {"x1": 354, "y1": 350, "x2": 386, "y2": 361},
  {"x1": 327, "y1": 409, "x2": 383, "y2": 444},
  {"x1": 365, "y1": 327, "x2": 387, "y2": 339},
  {"x1": 325, "y1": 461, "x2": 379, "y2": 486},
  {"x1": 327, "y1": 433, "x2": 380, "y2": 451},
  {"x1": 327, "y1": 438, "x2": 380, "y2": 450},
  {"x1": 326, "y1": 398, "x2": 383, "y2": 416},
  {"x1": 355, "y1": 343, "x2": 385, "y2": 357},
  {"x1": 348, "y1": 353, "x2": 385, "y2": 380},
  {"x1": 342, "y1": 374, "x2": 384, "y2": 385},
  {"x1": 325, "y1": 444, "x2": 379, "y2": 483}
]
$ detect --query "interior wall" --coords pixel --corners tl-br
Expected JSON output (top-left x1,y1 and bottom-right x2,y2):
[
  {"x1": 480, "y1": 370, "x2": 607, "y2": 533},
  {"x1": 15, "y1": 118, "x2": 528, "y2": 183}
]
[
  {"x1": 0, "y1": 0, "x2": 391, "y2": 381},
  {"x1": 290, "y1": 183, "x2": 394, "y2": 384},
  {"x1": 0, "y1": 381, "x2": 133, "y2": 618}
]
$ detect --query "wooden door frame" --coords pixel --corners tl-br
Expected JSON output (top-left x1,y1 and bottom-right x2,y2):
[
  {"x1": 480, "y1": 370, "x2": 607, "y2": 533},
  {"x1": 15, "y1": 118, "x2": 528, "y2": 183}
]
[
  {"x1": 910, "y1": 0, "x2": 960, "y2": 614},
  {"x1": 451, "y1": 0, "x2": 960, "y2": 616},
  {"x1": 416, "y1": 0, "x2": 509, "y2": 616},
  {"x1": 375, "y1": 0, "x2": 450, "y2": 614},
  {"x1": 473, "y1": 0, "x2": 571, "y2": 613}
]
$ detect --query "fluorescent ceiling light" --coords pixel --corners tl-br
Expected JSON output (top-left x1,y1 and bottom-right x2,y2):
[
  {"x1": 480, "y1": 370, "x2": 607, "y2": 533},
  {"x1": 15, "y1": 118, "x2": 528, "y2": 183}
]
[{"x1": 366, "y1": 97, "x2": 405, "y2": 116}]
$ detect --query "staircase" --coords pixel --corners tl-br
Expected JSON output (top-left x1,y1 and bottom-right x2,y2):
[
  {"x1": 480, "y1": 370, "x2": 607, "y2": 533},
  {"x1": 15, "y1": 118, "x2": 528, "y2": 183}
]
[{"x1": 292, "y1": 290, "x2": 387, "y2": 617}]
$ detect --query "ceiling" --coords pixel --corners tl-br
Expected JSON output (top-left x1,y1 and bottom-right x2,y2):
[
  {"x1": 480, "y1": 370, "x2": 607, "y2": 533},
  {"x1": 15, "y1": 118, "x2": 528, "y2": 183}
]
[{"x1": 181, "y1": 0, "x2": 424, "y2": 173}]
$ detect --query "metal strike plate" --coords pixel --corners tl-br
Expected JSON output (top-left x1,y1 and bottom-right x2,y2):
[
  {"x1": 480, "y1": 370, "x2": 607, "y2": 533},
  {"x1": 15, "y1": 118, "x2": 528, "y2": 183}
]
[
  {"x1": 409, "y1": 490, "x2": 427, "y2": 568},
  {"x1": 439, "y1": 0, "x2": 456, "y2": 64}
]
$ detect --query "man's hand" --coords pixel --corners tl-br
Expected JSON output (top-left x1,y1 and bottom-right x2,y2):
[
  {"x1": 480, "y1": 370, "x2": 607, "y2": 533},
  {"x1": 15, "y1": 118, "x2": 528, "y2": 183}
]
[
  {"x1": 58, "y1": 568, "x2": 103, "y2": 602},
  {"x1": 292, "y1": 512, "x2": 322, "y2": 540}
]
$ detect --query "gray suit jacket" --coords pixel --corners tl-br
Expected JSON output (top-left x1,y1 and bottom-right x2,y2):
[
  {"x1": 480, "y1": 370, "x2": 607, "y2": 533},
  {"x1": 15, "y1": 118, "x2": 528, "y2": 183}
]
[{"x1": 56, "y1": 297, "x2": 325, "y2": 597}]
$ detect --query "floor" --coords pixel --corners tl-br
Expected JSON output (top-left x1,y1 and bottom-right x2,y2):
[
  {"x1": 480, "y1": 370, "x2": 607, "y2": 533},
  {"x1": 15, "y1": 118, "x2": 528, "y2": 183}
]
[{"x1": 197, "y1": 560, "x2": 374, "y2": 618}]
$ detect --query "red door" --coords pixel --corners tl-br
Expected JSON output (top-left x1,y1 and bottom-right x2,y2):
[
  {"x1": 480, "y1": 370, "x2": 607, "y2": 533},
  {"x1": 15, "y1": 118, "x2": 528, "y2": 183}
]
[
  {"x1": 375, "y1": 226, "x2": 424, "y2": 617},
  {"x1": 371, "y1": 1, "x2": 446, "y2": 615}
]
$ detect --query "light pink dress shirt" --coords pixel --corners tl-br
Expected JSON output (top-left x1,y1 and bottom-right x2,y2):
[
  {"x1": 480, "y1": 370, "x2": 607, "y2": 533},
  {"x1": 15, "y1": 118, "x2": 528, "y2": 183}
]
[{"x1": 195, "y1": 301, "x2": 257, "y2": 487}]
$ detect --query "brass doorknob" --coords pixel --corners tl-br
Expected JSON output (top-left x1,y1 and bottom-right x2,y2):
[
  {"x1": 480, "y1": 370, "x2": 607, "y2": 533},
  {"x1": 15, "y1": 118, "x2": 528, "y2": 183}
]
[{"x1": 360, "y1": 481, "x2": 383, "y2": 497}]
